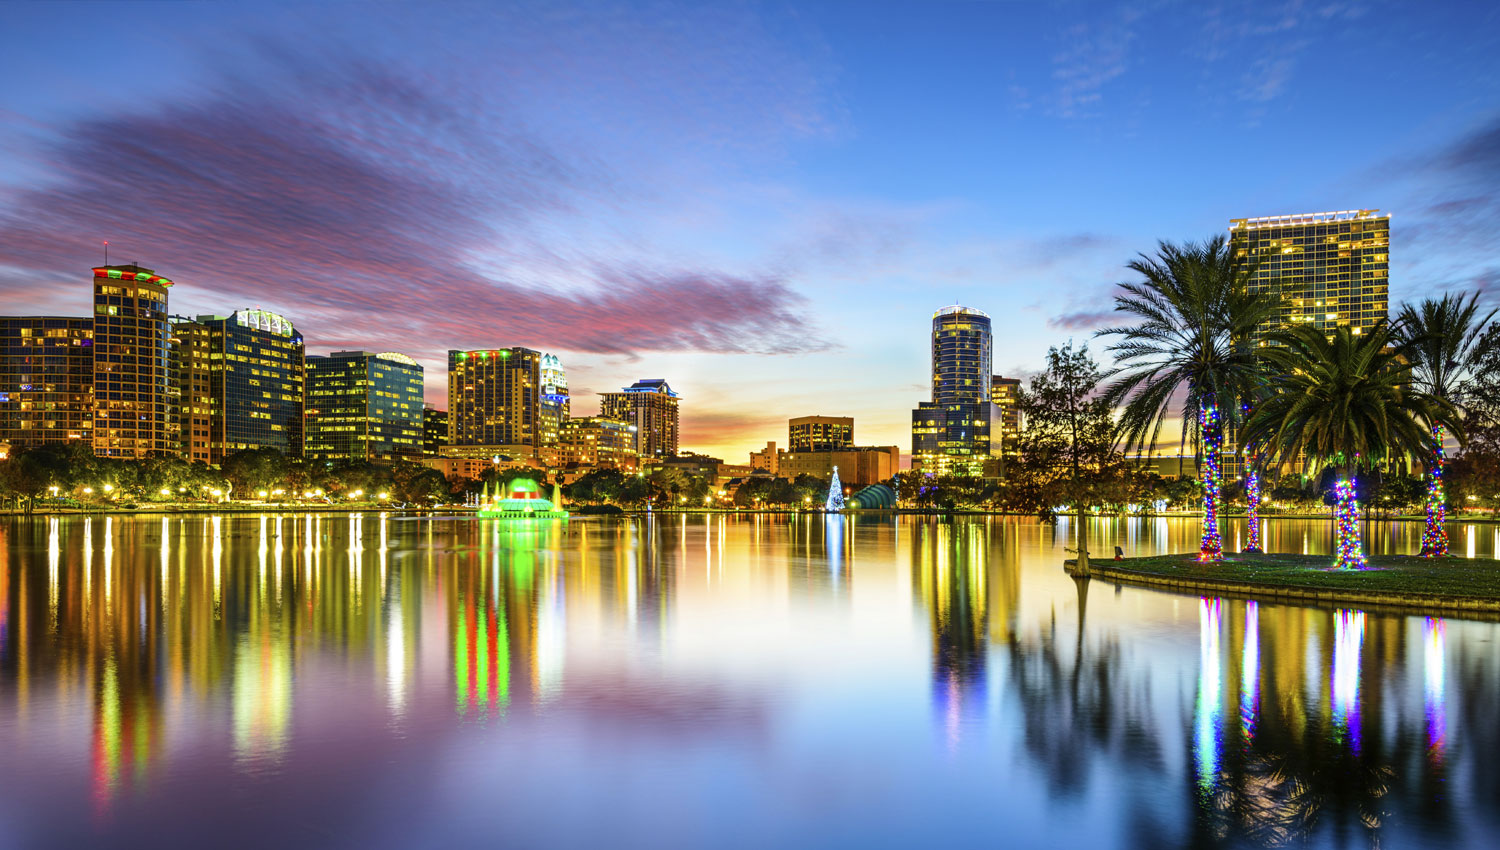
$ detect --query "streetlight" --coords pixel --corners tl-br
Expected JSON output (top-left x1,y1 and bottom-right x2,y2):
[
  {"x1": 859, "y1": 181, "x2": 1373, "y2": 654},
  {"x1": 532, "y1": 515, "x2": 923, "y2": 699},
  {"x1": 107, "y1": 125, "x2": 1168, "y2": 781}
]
[
  {"x1": 159, "y1": 488, "x2": 171, "y2": 497},
  {"x1": 102, "y1": 483, "x2": 113, "y2": 493},
  {"x1": 48, "y1": 485, "x2": 58, "y2": 497},
  {"x1": 211, "y1": 489, "x2": 223, "y2": 498},
  {"x1": 258, "y1": 489, "x2": 269, "y2": 499},
  {"x1": 377, "y1": 491, "x2": 390, "y2": 500},
  {"x1": 351, "y1": 489, "x2": 363, "y2": 499},
  {"x1": 82, "y1": 487, "x2": 93, "y2": 495}
]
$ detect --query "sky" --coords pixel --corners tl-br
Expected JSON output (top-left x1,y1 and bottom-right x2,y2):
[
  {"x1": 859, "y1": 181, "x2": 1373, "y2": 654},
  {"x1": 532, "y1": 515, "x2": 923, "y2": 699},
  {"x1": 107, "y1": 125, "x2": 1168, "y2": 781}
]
[{"x1": 1, "y1": 0, "x2": 1497, "y2": 461}]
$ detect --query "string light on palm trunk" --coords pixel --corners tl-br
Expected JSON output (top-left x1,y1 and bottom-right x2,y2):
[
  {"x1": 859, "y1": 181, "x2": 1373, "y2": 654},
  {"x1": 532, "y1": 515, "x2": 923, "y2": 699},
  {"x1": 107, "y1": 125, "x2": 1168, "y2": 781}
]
[
  {"x1": 1421, "y1": 425, "x2": 1449, "y2": 557},
  {"x1": 1198, "y1": 404, "x2": 1223, "y2": 562},
  {"x1": 1244, "y1": 466, "x2": 1261, "y2": 553},
  {"x1": 1334, "y1": 478, "x2": 1368, "y2": 570}
]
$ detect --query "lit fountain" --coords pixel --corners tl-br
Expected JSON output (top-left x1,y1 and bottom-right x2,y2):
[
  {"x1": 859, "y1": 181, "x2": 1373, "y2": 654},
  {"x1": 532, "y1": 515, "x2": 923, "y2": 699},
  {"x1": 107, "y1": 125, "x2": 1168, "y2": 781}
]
[{"x1": 476, "y1": 478, "x2": 569, "y2": 519}]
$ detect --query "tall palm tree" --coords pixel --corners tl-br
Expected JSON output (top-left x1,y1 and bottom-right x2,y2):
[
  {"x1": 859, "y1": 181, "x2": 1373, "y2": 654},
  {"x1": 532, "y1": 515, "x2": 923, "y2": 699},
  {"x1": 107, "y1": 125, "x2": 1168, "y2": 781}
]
[
  {"x1": 1242, "y1": 322, "x2": 1461, "y2": 569},
  {"x1": 1098, "y1": 235, "x2": 1276, "y2": 561},
  {"x1": 1394, "y1": 293, "x2": 1495, "y2": 555}
]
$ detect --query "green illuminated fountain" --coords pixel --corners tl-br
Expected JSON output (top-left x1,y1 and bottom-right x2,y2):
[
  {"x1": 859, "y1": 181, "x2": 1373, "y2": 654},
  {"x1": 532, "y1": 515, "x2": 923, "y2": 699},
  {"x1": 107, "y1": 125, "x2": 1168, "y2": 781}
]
[{"x1": 476, "y1": 478, "x2": 569, "y2": 519}]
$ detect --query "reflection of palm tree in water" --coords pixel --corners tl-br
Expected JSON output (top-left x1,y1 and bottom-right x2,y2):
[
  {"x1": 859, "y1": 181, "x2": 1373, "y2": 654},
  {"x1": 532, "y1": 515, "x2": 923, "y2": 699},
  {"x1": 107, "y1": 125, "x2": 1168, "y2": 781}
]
[
  {"x1": 1166, "y1": 603, "x2": 1444, "y2": 849},
  {"x1": 1003, "y1": 584, "x2": 1450, "y2": 848}
]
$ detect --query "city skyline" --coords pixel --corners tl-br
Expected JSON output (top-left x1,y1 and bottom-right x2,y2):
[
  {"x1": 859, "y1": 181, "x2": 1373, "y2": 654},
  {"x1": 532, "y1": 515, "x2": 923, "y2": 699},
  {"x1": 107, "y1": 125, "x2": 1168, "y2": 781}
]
[{"x1": 1, "y1": 2, "x2": 1497, "y2": 460}]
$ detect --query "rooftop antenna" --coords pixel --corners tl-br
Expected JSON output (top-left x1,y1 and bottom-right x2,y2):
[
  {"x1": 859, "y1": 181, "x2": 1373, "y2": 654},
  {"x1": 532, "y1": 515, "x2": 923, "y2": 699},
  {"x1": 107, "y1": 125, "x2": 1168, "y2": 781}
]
[{"x1": 103, "y1": 241, "x2": 108, "y2": 266}]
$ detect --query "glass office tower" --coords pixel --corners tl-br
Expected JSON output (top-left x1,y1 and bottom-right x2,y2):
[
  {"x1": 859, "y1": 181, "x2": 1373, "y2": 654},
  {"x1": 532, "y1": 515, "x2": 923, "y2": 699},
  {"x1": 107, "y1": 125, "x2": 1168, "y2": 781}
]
[
  {"x1": 912, "y1": 305, "x2": 993, "y2": 476},
  {"x1": 305, "y1": 351, "x2": 424, "y2": 461},
  {"x1": 172, "y1": 309, "x2": 305, "y2": 463}
]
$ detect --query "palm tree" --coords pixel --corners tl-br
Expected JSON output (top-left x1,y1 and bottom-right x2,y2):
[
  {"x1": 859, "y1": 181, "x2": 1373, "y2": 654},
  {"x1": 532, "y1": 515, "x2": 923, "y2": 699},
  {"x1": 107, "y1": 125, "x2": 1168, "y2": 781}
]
[
  {"x1": 1098, "y1": 235, "x2": 1276, "y2": 561},
  {"x1": 1242, "y1": 322, "x2": 1461, "y2": 569},
  {"x1": 1394, "y1": 293, "x2": 1495, "y2": 555}
]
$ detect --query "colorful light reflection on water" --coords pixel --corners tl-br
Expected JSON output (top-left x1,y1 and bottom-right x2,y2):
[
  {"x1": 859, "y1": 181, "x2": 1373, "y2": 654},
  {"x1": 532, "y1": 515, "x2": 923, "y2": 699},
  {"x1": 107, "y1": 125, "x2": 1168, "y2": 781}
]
[{"x1": 0, "y1": 513, "x2": 1495, "y2": 848}]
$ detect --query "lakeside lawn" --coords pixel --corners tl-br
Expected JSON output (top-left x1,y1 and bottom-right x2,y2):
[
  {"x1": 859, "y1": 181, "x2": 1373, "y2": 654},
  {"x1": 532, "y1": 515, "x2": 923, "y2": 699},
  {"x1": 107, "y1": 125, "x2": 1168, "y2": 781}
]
[{"x1": 1107, "y1": 552, "x2": 1500, "y2": 603}]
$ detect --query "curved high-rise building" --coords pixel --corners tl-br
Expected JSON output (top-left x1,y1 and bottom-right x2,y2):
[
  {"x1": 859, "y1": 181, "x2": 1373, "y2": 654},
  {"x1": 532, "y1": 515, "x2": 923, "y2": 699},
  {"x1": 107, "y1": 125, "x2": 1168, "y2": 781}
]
[{"x1": 911, "y1": 305, "x2": 993, "y2": 476}]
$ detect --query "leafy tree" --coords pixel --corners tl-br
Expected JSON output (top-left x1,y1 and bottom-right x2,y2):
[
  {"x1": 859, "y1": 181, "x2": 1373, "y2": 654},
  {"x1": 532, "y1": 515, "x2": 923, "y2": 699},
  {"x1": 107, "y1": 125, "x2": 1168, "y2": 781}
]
[
  {"x1": 222, "y1": 448, "x2": 291, "y2": 494},
  {"x1": 1011, "y1": 342, "x2": 1120, "y2": 572},
  {"x1": 1098, "y1": 235, "x2": 1276, "y2": 560}
]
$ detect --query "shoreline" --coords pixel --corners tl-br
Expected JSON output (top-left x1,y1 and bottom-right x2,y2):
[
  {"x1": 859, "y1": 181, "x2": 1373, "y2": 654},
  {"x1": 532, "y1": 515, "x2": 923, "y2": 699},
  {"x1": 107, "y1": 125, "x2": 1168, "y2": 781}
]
[{"x1": 1073, "y1": 552, "x2": 1500, "y2": 619}]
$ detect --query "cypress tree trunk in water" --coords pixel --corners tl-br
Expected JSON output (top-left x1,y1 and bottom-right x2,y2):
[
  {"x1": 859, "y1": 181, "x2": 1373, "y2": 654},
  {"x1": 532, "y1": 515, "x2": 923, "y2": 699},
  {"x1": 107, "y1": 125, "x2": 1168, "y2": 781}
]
[{"x1": 1076, "y1": 504, "x2": 1090, "y2": 573}]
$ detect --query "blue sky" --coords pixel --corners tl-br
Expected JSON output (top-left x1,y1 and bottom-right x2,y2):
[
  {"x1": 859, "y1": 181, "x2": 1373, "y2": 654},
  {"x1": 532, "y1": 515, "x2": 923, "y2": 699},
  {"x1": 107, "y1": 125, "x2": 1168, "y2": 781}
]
[{"x1": 1, "y1": 0, "x2": 1496, "y2": 459}]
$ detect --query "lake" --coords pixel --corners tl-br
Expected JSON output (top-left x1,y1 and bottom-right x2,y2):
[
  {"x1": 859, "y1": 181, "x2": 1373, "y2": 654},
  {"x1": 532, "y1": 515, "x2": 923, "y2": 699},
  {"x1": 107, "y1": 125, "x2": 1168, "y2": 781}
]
[{"x1": 0, "y1": 512, "x2": 1496, "y2": 848}]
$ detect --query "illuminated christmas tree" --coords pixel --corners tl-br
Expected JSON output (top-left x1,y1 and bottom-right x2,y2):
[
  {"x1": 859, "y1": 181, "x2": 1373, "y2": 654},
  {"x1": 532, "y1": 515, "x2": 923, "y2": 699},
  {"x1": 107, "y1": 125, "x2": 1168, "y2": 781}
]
[{"x1": 825, "y1": 466, "x2": 846, "y2": 512}]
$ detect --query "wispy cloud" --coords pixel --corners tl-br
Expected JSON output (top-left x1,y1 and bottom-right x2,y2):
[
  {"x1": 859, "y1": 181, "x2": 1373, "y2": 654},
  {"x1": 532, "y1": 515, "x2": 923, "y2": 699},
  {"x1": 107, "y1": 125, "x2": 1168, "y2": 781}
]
[
  {"x1": 0, "y1": 24, "x2": 839, "y2": 366},
  {"x1": 1050, "y1": 5, "x2": 1146, "y2": 118},
  {"x1": 1049, "y1": 309, "x2": 1118, "y2": 332}
]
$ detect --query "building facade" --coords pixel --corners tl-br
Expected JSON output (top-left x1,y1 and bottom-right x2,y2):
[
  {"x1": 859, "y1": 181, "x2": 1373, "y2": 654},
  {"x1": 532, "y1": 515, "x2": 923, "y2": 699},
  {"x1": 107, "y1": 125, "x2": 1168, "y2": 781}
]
[
  {"x1": 600, "y1": 379, "x2": 680, "y2": 459},
  {"x1": 305, "y1": 350, "x2": 424, "y2": 462},
  {"x1": 912, "y1": 305, "x2": 993, "y2": 476},
  {"x1": 423, "y1": 405, "x2": 449, "y2": 456},
  {"x1": 92, "y1": 265, "x2": 176, "y2": 457},
  {"x1": 780, "y1": 446, "x2": 900, "y2": 488},
  {"x1": 171, "y1": 309, "x2": 305, "y2": 463},
  {"x1": 558, "y1": 415, "x2": 638, "y2": 469},
  {"x1": 990, "y1": 376, "x2": 1022, "y2": 469},
  {"x1": 447, "y1": 347, "x2": 542, "y2": 457},
  {"x1": 789, "y1": 415, "x2": 854, "y2": 452},
  {"x1": 1229, "y1": 209, "x2": 1390, "y2": 342},
  {"x1": 538, "y1": 353, "x2": 570, "y2": 448},
  {"x1": 0, "y1": 317, "x2": 94, "y2": 449},
  {"x1": 749, "y1": 441, "x2": 780, "y2": 475}
]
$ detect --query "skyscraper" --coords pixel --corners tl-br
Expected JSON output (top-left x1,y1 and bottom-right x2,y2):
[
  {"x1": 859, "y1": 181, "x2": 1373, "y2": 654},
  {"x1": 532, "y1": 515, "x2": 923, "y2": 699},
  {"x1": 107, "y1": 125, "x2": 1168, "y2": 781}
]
[
  {"x1": 789, "y1": 415, "x2": 854, "y2": 452},
  {"x1": 305, "y1": 351, "x2": 424, "y2": 461},
  {"x1": 600, "y1": 379, "x2": 680, "y2": 458},
  {"x1": 1229, "y1": 209, "x2": 1390, "y2": 342},
  {"x1": 171, "y1": 309, "x2": 305, "y2": 463},
  {"x1": 92, "y1": 265, "x2": 175, "y2": 457},
  {"x1": 0, "y1": 317, "x2": 94, "y2": 448},
  {"x1": 911, "y1": 305, "x2": 993, "y2": 476},
  {"x1": 447, "y1": 347, "x2": 542, "y2": 457},
  {"x1": 990, "y1": 376, "x2": 1021, "y2": 468},
  {"x1": 538, "y1": 353, "x2": 570, "y2": 448}
]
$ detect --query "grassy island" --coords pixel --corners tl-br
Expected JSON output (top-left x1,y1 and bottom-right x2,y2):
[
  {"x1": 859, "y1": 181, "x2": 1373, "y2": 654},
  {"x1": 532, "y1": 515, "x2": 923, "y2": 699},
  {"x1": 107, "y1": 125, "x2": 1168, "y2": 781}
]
[{"x1": 1079, "y1": 552, "x2": 1500, "y2": 616}]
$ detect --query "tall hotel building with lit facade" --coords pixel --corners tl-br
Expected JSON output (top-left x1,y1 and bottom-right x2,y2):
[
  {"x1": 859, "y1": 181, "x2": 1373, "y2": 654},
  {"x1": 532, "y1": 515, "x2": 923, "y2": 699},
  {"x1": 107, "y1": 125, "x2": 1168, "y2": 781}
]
[
  {"x1": 171, "y1": 309, "x2": 305, "y2": 463},
  {"x1": 447, "y1": 347, "x2": 568, "y2": 459},
  {"x1": 305, "y1": 351, "x2": 424, "y2": 461},
  {"x1": 911, "y1": 305, "x2": 993, "y2": 476},
  {"x1": 92, "y1": 265, "x2": 177, "y2": 457},
  {"x1": 601, "y1": 379, "x2": 680, "y2": 459},
  {"x1": 1229, "y1": 210, "x2": 1390, "y2": 341}
]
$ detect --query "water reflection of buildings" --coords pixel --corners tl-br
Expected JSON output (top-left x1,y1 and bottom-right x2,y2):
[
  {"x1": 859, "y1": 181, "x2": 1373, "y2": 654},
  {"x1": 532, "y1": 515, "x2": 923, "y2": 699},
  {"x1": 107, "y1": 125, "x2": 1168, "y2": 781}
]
[
  {"x1": 910, "y1": 519, "x2": 1019, "y2": 741},
  {"x1": 0, "y1": 515, "x2": 522, "y2": 803}
]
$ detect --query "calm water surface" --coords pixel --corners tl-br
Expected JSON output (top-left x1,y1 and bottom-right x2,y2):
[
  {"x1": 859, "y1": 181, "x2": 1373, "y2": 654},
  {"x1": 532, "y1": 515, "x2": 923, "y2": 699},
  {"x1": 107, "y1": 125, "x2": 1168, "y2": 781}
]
[{"x1": 0, "y1": 513, "x2": 1497, "y2": 848}]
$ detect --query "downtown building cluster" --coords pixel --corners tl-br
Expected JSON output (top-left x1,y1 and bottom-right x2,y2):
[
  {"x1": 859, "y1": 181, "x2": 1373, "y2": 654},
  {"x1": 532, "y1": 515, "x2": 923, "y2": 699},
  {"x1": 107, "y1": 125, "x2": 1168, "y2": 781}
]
[
  {"x1": 909, "y1": 209, "x2": 1391, "y2": 479},
  {"x1": 0, "y1": 265, "x2": 681, "y2": 479}
]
